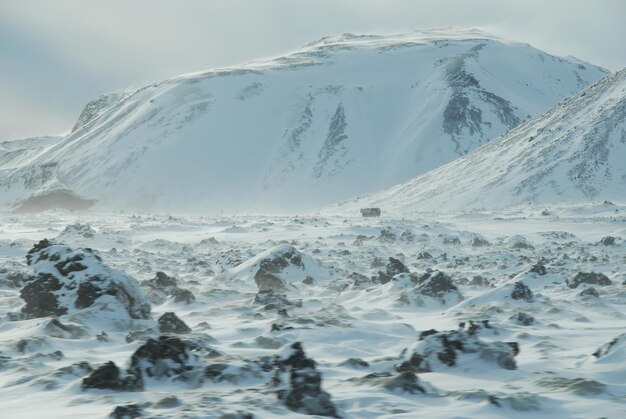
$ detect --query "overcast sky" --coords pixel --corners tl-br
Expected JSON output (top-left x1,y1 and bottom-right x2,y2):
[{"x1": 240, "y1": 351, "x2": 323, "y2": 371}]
[{"x1": 1, "y1": 0, "x2": 625, "y2": 141}]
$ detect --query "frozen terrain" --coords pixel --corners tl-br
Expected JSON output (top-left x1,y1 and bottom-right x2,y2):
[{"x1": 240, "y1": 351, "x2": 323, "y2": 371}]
[
  {"x1": 0, "y1": 29, "x2": 607, "y2": 213},
  {"x1": 0, "y1": 208, "x2": 625, "y2": 418},
  {"x1": 338, "y1": 68, "x2": 626, "y2": 215}
]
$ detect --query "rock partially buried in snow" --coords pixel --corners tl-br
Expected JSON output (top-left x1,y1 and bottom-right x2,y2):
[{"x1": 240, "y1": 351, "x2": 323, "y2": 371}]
[
  {"x1": 415, "y1": 270, "x2": 460, "y2": 299},
  {"x1": 397, "y1": 326, "x2": 519, "y2": 373},
  {"x1": 141, "y1": 271, "x2": 195, "y2": 304},
  {"x1": 362, "y1": 371, "x2": 427, "y2": 394},
  {"x1": 377, "y1": 257, "x2": 409, "y2": 284},
  {"x1": 275, "y1": 342, "x2": 338, "y2": 417},
  {"x1": 109, "y1": 404, "x2": 145, "y2": 419},
  {"x1": 127, "y1": 336, "x2": 203, "y2": 388},
  {"x1": 20, "y1": 239, "x2": 151, "y2": 319},
  {"x1": 510, "y1": 281, "x2": 534, "y2": 302},
  {"x1": 598, "y1": 236, "x2": 618, "y2": 246},
  {"x1": 82, "y1": 361, "x2": 140, "y2": 391},
  {"x1": 567, "y1": 272, "x2": 611, "y2": 289},
  {"x1": 226, "y1": 245, "x2": 327, "y2": 292}
]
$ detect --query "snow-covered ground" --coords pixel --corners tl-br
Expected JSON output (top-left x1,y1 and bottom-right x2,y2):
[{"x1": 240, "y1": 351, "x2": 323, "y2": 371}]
[{"x1": 0, "y1": 208, "x2": 624, "y2": 418}]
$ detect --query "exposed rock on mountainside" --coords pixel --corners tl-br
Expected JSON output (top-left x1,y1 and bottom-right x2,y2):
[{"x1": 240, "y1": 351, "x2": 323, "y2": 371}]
[{"x1": 341, "y1": 68, "x2": 626, "y2": 213}]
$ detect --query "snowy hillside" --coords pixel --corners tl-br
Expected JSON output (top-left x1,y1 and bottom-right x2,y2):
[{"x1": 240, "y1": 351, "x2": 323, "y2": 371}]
[
  {"x1": 0, "y1": 29, "x2": 607, "y2": 213},
  {"x1": 338, "y1": 67, "x2": 626, "y2": 215}
]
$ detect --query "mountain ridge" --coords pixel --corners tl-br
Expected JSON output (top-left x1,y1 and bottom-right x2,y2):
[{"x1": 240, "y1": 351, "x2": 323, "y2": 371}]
[
  {"x1": 336, "y1": 67, "x2": 626, "y2": 214},
  {"x1": 0, "y1": 29, "x2": 608, "y2": 213}
]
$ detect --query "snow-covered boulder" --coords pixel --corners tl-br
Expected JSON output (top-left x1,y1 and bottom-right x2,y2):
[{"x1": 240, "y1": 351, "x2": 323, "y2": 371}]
[
  {"x1": 20, "y1": 239, "x2": 150, "y2": 319},
  {"x1": 397, "y1": 327, "x2": 520, "y2": 373},
  {"x1": 127, "y1": 336, "x2": 203, "y2": 388},
  {"x1": 227, "y1": 245, "x2": 327, "y2": 292}
]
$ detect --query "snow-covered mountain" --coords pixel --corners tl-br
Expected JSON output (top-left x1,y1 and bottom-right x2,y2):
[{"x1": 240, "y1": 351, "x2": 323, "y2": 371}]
[
  {"x1": 339, "y1": 67, "x2": 626, "y2": 214},
  {"x1": 0, "y1": 29, "x2": 607, "y2": 213}
]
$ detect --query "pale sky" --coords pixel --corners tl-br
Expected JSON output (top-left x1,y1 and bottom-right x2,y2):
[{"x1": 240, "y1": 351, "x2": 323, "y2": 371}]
[{"x1": 1, "y1": 0, "x2": 625, "y2": 141}]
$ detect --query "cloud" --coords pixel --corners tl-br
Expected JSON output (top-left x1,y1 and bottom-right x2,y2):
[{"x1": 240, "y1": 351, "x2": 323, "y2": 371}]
[{"x1": 1, "y1": 0, "x2": 624, "y2": 140}]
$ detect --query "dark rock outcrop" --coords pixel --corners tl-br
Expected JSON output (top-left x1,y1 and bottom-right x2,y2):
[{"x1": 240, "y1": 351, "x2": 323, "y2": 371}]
[
  {"x1": 377, "y1": 257, "x2": 409, "y2": 284},
  {"x1": 253, "y1": 246, "x2": 306, "y2": 292},
  {"x1": 472, "y1": 237, "x2": 490, "y2": 247},
  {"x1": 529, "y1": 263, "x2": 547, "y2": 275},
  {"x1": 82, "y1": 361, "x2": 140, "y2": 391},
  {"x1": 599, "y1": 236, "x2": 617, "y2": 246},
  {"x1": 275, "y1": 342, "x2": 338, "y2": 417},
  {"x1": 567, "y1": 272, "x2": 611, "y2": 289},
  {"x1": 110, "y1": 404, "x2": 144, "y2": 419},
  {"x1": 510, "y1": 281, "x2": 533, "y2": 302},
  {"x1": 158, "y1": 312, "x2": 192, "y2": 334},
  {"x1": 128, "y1": 336, "x2": 201, "y2": 386}
]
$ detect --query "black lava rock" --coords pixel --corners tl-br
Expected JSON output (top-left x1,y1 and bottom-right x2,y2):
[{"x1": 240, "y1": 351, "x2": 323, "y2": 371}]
[
  {"x1": 510, "y1": 281, "x2": 533, "y2": 302},
  {"x1": 416, "y1": 271, "x2": 458, "y2": 298},
  {"x1": 510, "y1": 312, "x2": 535, "y2": 326},
  {"x1": 472, "y1": 237, "x2": 490, "y2": 247},
  {"x1": 20, "y1": 240, "x2": 150, "y2": 319},
  {"x1": 397, "y1": 329, "x2": 519, "y2": 373},
  {"x1": 128, "y1": 336, "x2": 200, "y2": 384},
  {"x1": 82, "y1": 361, "x2": 139, "y2": 391},
  {"x1": 568, "y1": 272, "x2": 611, "y2": 289},
  {"x1": 158, "y1": 312, "x2": 192, "y2": 334},
  {"x1": 386, "y1": 257, "x2": 409, "y2": 277},
  {"x1": 110, "y1": 404, "x2": 143, "y2": 419},
  {"x1": 599, "y1": 236, "x2": 617, "y2": 246},
  {"x1": 529, "y1": 263, "x2": 547, "y2": 275}
]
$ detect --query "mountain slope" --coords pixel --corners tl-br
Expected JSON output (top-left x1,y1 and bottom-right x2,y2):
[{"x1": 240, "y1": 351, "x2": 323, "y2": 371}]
[
  {"x1": 0, "y1": 29, "x2": 608, "y2": 212},
  {"x1": 338, "y1": 68, "x2": 626, "y2": 214}
]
